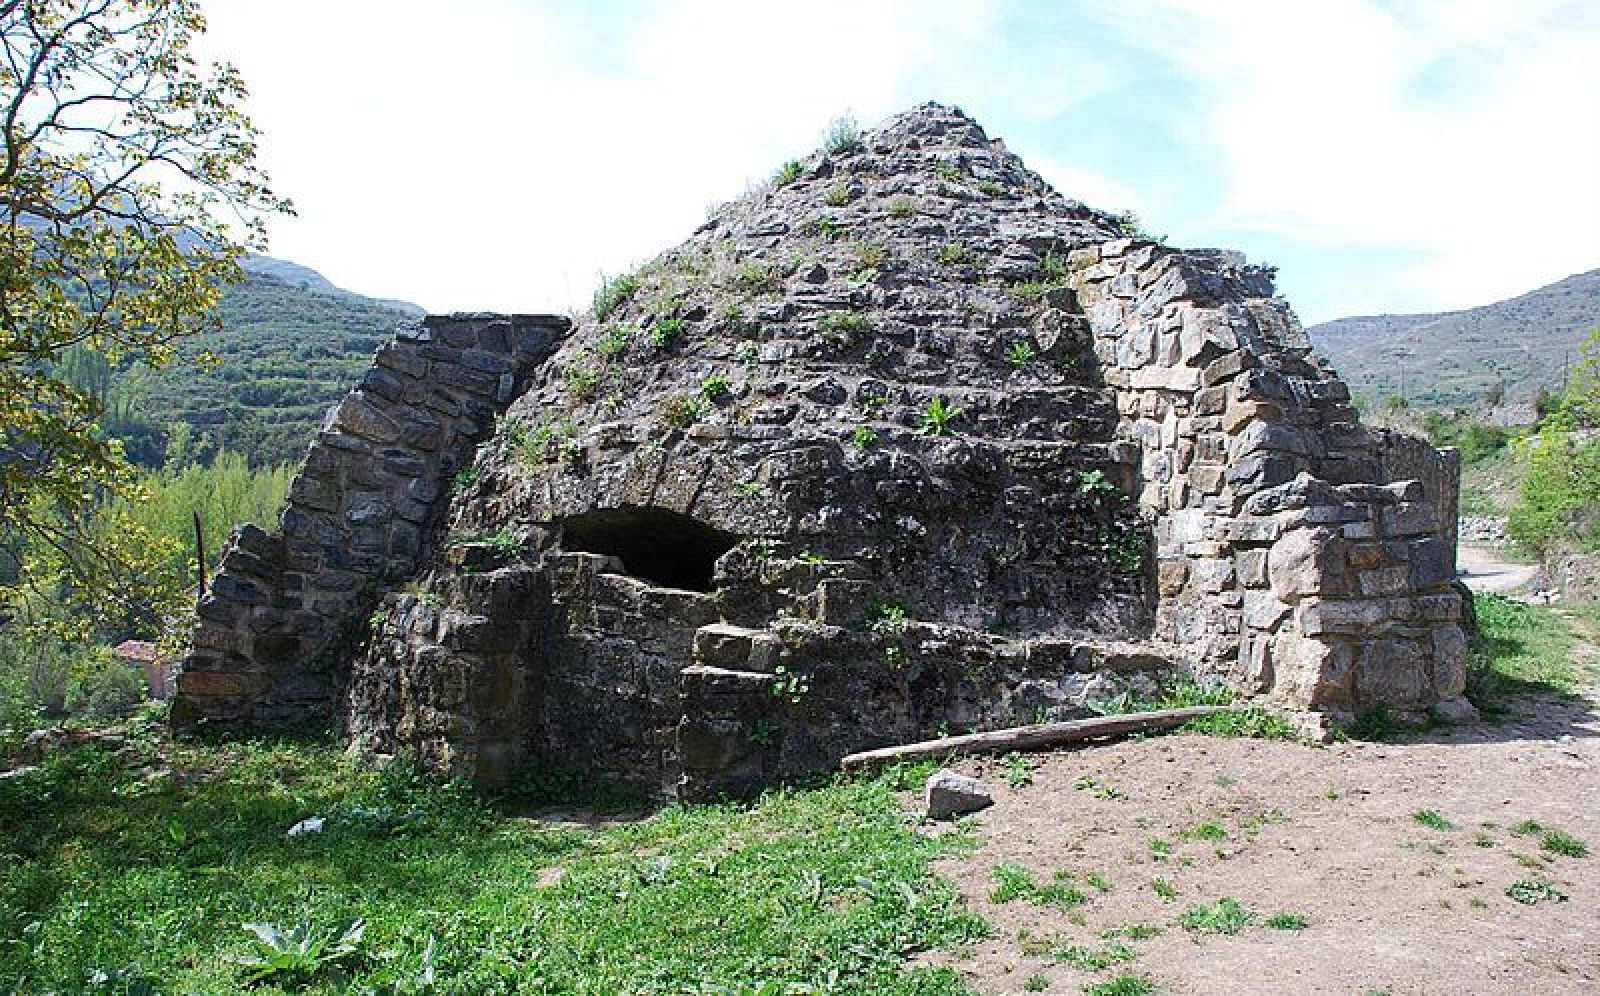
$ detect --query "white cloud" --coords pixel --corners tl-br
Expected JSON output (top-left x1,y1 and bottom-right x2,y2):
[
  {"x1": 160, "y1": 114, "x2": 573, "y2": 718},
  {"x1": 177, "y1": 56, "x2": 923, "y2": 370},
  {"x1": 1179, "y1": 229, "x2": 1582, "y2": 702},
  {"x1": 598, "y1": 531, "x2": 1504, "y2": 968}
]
[{"x1": 1086, "y1": 0, "x2": 1600, "y2": 312}]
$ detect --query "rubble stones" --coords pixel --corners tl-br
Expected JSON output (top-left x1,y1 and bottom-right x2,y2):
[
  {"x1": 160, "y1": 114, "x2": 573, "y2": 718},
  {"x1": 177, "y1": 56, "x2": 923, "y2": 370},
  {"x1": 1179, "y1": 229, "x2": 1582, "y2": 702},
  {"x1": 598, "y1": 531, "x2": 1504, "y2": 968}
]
[{"x1": 925, "y1": 769, "x2": 995, "y2": 820}]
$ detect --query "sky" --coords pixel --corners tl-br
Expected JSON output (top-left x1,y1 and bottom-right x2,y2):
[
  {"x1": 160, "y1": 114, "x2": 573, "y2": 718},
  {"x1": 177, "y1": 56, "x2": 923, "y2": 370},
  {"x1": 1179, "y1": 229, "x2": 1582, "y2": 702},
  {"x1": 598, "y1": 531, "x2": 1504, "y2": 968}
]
[{"x1": 201, "y1": 0, "x2": 1600, "y2": 325}]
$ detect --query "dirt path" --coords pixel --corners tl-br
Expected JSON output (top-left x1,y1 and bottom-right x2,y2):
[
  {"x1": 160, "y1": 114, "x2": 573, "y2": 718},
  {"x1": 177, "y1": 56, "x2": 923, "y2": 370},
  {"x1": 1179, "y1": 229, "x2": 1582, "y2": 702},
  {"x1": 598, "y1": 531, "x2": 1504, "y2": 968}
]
[
  {"x1": 918, "y1": 680, "x2": 1600, "y2": 993},
  {"x1": 1457, "y1": 543, "x2": 1540, "y2": 595}
]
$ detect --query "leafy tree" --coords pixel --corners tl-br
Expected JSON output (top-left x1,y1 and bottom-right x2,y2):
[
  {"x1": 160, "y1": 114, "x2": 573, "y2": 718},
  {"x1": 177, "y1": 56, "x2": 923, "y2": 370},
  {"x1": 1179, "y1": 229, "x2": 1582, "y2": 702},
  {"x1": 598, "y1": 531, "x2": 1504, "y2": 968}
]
[
  {"x1": 1509, "y1": 329, "x2": 1600, "y2": 555},
  {"x1": 0, "y1": 0, "x2": 290, "y2": 623}
]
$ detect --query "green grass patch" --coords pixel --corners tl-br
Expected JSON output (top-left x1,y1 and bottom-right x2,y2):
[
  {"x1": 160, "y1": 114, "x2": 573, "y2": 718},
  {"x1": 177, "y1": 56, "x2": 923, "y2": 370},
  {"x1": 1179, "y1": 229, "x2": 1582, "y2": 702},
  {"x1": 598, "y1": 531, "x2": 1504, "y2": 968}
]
[
  {"x1": 1506, "y1": 879, "x2": 1569, "y2": 905},
  {"x1": 989, "y1": 864, "x2": 1088, "y2": 909},
  {"x1": 1084, "y1": 972, "x2": 1157, "y2": 995},
  {"x1": 1467, "y1": 595, "x2": 1591, "y2": 718},
  {"x1": 1053, "y1": 941, "x2": 1137, "y2": 971},
  {"x1": 1263, "y1": 912, "x2": 1307, "y2": 931},
  {"x1": 0, "y1": 734, "x2": 986, "y2": 993},
  {"x1": 1412, "y1": 809, "x2": 1458, "y2": 831},
  {"x1": 1540, "y1": 829, "x2": 1590, "y2": 858},
  {"x1": 1178, "y1": 897, "x2": 1252, "y2": 935}
]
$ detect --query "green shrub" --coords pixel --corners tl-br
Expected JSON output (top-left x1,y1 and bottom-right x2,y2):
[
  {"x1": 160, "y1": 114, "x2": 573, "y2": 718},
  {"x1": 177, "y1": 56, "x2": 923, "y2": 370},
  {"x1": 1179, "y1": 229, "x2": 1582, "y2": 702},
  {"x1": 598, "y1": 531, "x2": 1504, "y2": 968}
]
[
  {"x1": 823, "y1": 114, "x2": 861, "y2": 155},
  {"x1": 591, "y1": 272, "x2": 639, "y2": 321},
  {"x1": 773, "y1": 159, "x2": 804, "y2": 187},
  {"x1": 1508, "y1": 425, "x2": 1600, "y2": 554}
]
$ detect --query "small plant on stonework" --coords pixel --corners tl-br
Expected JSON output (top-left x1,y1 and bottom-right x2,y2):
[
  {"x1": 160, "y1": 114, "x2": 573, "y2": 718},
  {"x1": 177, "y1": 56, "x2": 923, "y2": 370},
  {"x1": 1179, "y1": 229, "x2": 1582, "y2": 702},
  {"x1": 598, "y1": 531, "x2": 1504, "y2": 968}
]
[
  {"x1": 735, "y1": 481, "x2": 764, "y2": 501},
  {"x1": 419, "y1": 592, "x2": 443, "y2": 610},
  {"x1": 814, "y1": 215, "x2": 844, "y2": 240},
  {"x1": 935, "y1": 161, "x2": 962, "y2": 183},
  {"x1": 701, "y1": 374, "x2": 732, "y2": 403},
  {"x1": 734, "y1": 261, "x2": 780, "y2": 294},
  {"x1": 770, "y1": 666, "x2": 810, "y2": 704},
  {"x1": 820, "y1": 311, "x2": 870, "y2": 340},
  {"x1": 749, "y1": 717, "x2": 776, "y2": 747},
  {"x1": 1041, "y1": 250, "x2": 1068, "y2": 282},
  {"x1": 597, "y1": 324, "x2": 633, "y2": 358},
  {"x1": 591, "y1": 271, "x2": 640, "y2": 321},
  {"x1": 451, "y1": 466, "x2": 479, "y2": 496},
  {"x1": 1002, "y1": 753, "x2": 1036, "y2": 789},
  {"x1": 477, "y1": 531, "x2": 523, "y2": 557},
  {"x1": 1076, "y1": 468, "x2": 1118, "y2": 496},
  {"x1": 1097, "y1": 525, "x2": 1145, "y2": 574},
  {"x1": 735, "y1": 341, "x2": 760, "y2": 364},
  {"x1": 1151, "y1": 878, "x2": 1177, "y2": 901},
  {"x1": 650, "y1": 317, "x2": 685, "y2": 349},
  {"x1": 823, "y1": 114, "x2": 861, "y2": 155},
  {"x1": 660, "y1": 394, "x2": 706, "y2": 430},
  {"x1": 867, "y1": 601, "x2": 909, "y2": 634},
  {"x1": 858, "y1": 388, "x2": 888, "y2": 411},
  {"x1": 773, "y1": 158, "x2": 804, "y2": 188},
  {"x1": 856, "y1": 241, "x2": 888, "y2": 270},
  {"x1": 368, "y1": 608, "x2": 390, "y2": 631},
  {"x1": 850, "y1": 425, "x2": 878, "y2": 450},
  {"x1": 1413, "y1": 810, "x2": 1458, "y2": 831},
  {"x1": 935, "y1": 241, "x2": 974, "y2": 266},
  {"x1": 824, "y1": 183, "x2": 851, "y2": 207},
  {"x1": 920, "y1": 396, "x2": 964, "y2": 436},
  {"x1": 1013, "y1": 280, "x2": 1054, "y2": 303},
  {"x1": 975, "y1": 179, "x2": 1005, "y2": 197},
  {"x1": 888, "y1": 196, "x2": 916, "y2": 218},
  {"x1": 1006, "y1": 340, "x2": 1035, "y2": 367},
  {"x1": 566, "y1": 362, "x2": 600, "y2": 403}
]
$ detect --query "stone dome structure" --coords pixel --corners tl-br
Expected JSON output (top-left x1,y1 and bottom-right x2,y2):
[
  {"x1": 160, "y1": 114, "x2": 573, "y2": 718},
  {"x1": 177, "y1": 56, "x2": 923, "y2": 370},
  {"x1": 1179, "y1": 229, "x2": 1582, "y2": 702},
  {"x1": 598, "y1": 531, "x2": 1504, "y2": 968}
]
[{"x1": 174, "y1": 104, "x2": 1470, "y2": 800}]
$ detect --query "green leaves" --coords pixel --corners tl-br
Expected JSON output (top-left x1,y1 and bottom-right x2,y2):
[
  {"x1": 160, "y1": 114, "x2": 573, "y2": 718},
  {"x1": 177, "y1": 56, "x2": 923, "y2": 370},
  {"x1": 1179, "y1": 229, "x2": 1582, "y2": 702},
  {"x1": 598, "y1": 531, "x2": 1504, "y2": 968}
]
[
  {"x1": 230, "y1": 918, "x2": 367, "y2": 983},
  {"x1": 919, "y1": 397, "x2": 963, "y2": 437},
  {"x1": 2, "y1": 0, "x2": 291, "y2": 632}
]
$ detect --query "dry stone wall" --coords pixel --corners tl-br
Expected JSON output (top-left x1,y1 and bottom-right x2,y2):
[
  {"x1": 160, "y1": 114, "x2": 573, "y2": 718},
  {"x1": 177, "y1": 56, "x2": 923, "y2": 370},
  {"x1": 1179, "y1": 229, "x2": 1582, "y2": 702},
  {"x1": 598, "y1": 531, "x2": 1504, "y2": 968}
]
[
  {"x1": 1069, "y1": 243, "x2": 1473, "y2": 728},
  {"x1": 171, "y1": 314, "x2": 567, "y2": 725}
]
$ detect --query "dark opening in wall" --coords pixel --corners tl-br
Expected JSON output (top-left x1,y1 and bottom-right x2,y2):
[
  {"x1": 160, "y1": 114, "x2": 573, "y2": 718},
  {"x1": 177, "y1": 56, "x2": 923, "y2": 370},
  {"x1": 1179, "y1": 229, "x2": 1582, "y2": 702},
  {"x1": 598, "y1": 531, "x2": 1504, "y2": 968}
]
[{"x1": 559, "y1": 506, "x2": 738, "y2": 592}]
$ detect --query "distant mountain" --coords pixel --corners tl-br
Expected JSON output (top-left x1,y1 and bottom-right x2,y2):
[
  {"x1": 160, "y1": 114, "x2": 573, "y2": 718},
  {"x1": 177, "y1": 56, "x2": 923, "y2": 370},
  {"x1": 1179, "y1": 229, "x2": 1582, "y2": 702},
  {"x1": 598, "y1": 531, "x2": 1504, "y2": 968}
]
[
  {"x1": 1307, "y1": 269, "x2": 1600, "y2": 408},
  {"x1": 241, "y1": 255, "x2": 425, "y2": 316},
  {"x1": 127, "y1": 258, "x2": 423, "y2": 467}
]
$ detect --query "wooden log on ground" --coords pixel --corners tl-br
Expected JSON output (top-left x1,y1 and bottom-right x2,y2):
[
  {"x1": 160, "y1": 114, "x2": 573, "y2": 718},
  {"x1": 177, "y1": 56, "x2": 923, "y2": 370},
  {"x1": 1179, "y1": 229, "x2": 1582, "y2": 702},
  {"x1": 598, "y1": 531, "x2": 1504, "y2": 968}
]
[{"x1": 839, "y1": 705, "x2": 1231, "y2": 771}]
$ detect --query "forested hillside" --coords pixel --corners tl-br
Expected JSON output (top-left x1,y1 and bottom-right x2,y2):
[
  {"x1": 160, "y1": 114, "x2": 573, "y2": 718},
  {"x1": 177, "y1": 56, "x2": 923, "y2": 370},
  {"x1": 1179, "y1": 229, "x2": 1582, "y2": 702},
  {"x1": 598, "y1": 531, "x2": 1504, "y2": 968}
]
[{"x1": 117, "y1": 257, "x2": 422, "y2": 469}]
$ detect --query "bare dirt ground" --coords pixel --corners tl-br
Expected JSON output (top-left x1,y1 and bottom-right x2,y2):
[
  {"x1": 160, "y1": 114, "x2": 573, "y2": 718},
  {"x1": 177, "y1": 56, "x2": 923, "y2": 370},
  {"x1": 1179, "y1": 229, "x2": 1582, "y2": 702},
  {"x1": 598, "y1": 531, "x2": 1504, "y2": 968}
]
[{"x1": 918, "y1": 633, "x2": 1600, "y2": 994}]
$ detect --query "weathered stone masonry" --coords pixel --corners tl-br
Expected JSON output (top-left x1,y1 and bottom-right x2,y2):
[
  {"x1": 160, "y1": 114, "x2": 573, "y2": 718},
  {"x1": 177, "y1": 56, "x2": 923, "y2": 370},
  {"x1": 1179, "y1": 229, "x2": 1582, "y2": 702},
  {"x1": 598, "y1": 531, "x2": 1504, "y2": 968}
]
[
  {"x1": 171, "y1": 314, "x2": 567, "y2": 724},
  {"x1": 1068, "y1": 243, "x2": 1472, "y2": 729}
]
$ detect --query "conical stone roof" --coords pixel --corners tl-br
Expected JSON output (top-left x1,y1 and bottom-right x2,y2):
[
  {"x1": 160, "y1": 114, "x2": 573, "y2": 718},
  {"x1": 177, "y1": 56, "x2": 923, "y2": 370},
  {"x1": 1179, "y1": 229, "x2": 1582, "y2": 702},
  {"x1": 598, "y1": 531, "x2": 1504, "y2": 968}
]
[{"x1": 176, "y1": 104, "x2": 1473, "y2": 799}]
